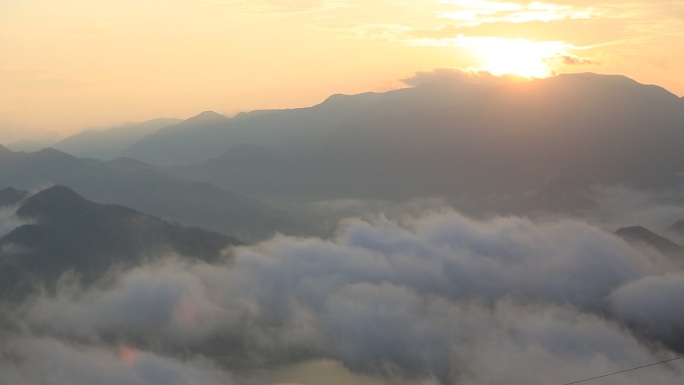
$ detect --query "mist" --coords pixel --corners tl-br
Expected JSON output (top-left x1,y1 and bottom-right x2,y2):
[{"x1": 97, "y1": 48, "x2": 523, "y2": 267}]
[
  {"x1": 583, "y1": 185, "x2": 684, "y2": 235},
  {"x1": 0, "y1": 205, "x2": 28, "y2": 238},
  {"x1": 0, "y1": 336, "x2": 236, "y2": 385},
  {"x1": 4, "y1": 210, "x2": 684, "y2": 385},
  {"x1": 4, "y1": 1, "x2": 684, "y2": 383}
]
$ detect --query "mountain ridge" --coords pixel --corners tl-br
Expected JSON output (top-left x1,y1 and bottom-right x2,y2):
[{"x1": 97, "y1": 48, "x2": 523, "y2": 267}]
[
  {"x1": 54, "y1": 118, "x2": 181, "y2": 160},
  {"x1": 0, "y1": 144, "x2": 14, "y2": 157},
  {"x1": 120, "y1": 80, "x2": 493, "y2": 166},
  {"x1": 163, "y1": 72, "x2": 684, "y2": 210},
  {"x1": 615, "y1": 225, "x2": 683, "y2": 255},
  {"x1": 0, "y1": 185, "x2": 239, "y2": 297},
  {"x1": 0, "y1": 148, "x2": 308, "y2": 241}
]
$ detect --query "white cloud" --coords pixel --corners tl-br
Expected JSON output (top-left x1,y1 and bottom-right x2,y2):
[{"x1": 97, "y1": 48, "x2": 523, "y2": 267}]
[
  {"x1": 0, "y1": 205, "x2": 29, "y2": 238},
  {"x1": 438, "y1": 0, "x2": 602, "y2": 26},
  {"x1": 17, "y1": 210, "x2": 684, "y2": 384},
  {"x1": 610, "y1": 273, "x2": 684, "y2": 343},
  {"x1": 0, "y1": 336, "x2": 236, "y2": 385},
  {"x1": 401, "y1": 67, "x2": 519, "y2": 86},
  {"x1": 204, "y1": 0, "x2": 354, "y2": 15},
  {"x1": 585, "y1": 185, "x2": 684, "y2": 236}
]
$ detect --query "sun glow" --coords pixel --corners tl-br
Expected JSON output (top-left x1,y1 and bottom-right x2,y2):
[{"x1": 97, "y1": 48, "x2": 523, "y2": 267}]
[{"x1": 466, "y1": 37, "x2": 568, "y2": 78}]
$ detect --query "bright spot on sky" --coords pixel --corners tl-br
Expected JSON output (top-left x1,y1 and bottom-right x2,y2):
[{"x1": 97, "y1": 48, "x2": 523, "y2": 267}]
[{"x1": 466, "y1": 37, "x2": 569, "y2": 78}]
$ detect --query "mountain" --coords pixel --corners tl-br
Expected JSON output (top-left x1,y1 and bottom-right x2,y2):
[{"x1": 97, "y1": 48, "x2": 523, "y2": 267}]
[
  {"x1": 165, "y1": 73, "x2": 684, "y2": 214},
  {"x1": 0, "y1": 186, "x2": 238, "y2": 296},
  {"x1": 6, "y1": 73, "x2": 681, "y2": 232},
  {"x1": 0, "y1": 144, "x2": 13, "y2": 158},
  {"x1": 121, "y1": 83, "x2": 485, "y2": 166},
  {"x1": 5, "y1": 139, "x2": 56, "y2": 153},
  {"x1": 671, "y1": 220, "x2": 684, "y2": 235},
  {"x1": 54, "y1": 118, "x2": 181, "y2": 159},
  {"x1": 104, "y1": 156, "x2": 160, "y2": 172},
  {"x1": 0, "y1": 187, "x2": 28, "y2": 207},
  {"x1": 0, "y1": 148, "x2": 307, "y2": 241},
  {"x1": 615, "y1": 226, "x2": 683, "y2": 255}
]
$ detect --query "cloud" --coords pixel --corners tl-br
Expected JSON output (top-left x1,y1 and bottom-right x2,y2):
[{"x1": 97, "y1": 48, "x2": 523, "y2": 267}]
[
  {"x1": 610, "y1": 273, "x2": 684, "y2": 344},
  {"x1": 318, "y1": 1, "x2": 680, "y2": 71},
  {"x1": 325, "y1": 290, "x2": 683, "y2": 385},
  {"x1": 15, "y1": 210, "x2": 684, "y2": 384},
  {"x1": 25, "y1": 259, "x2": 225, "y2": 343},
  {"x1": 401, "y1": 67, "x2": 522, "y2": 87},
  {"x1": 438, "y1": 0, "x2": 598, "y2": 27},
  {"x1": 323, "y1": 23, "x2": 414, "y2": 40},
  {"x1": 403, "y1": 35, "x2": 587, "y2": 75},
  {"x1": 0, "y1": 205, "x2": 30, "y2": 238},
  {"x1": 583, "y1": 185, "x2": 684, "y2": 237},
  {"x1": 409, "y1": 18, "x2": 627, "y2": 47},
  {"x1": 553, "y1": 54, "x2": 598, "y2": 65},
  {"x1": 205, "y1": 0, "x2": 353, "y2": 15},
  {"x1": 0, "y1": 335, "x2": 236, "y2": 385}
]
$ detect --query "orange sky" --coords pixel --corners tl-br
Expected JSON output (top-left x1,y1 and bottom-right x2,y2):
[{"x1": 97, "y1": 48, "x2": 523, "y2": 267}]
[{"x1": 1, "y1": 0, "x2": 683, "y2": 143}]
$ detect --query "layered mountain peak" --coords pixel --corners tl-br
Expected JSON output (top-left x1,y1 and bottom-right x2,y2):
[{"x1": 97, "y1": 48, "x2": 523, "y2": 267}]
[
  {"x1": 16, "y1": 185, "x2": 93, "y2": 221},
  {"x1": 30, "y1": 147, "x2": 81, "y2": 164},
  {"x1": 671, "y1": 220, "x2": 684, "y2": 235},
  {"x1": 189, "y1": 110, "x2": 228, "y2": 123},
  {"x1": 615, "y1": 225, "x2": 683, "y2": 255},
  {"x1": 0, "y1": 144, "x2": 13, "y2": 157},
  {"x1": 0, "y1": 187, "x2": 28, "y2": 207},
  {"x1": 530, "y1": 72, "x2": 681, "y2": 102},
  {"x1": 0, "y1": 185, "x2": 238, "y2": 294},
  {"x1": 53, "y1": 118, "x2": 181, "y2": 160}
]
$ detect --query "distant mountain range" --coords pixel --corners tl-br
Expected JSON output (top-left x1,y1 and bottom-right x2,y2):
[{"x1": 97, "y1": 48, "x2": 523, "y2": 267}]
[
  {"x1": 0, "y1": 186, "x2": 28, "y2": 206},
  {"x1": 5, "y1": 139, "x2": 57, "y2": 153},
  {"x1": 132, "y1": 73, "x2": 684, "y2": 215},
  {"x1": 0, "y1": 144, "x2": 13, "y2": 158},
  {"x1": 6, "y1": 72, "x2": 684, "y2": 220},
  {"x1": 53, "y1": 118, "x2": 182, "y2": 159},
  {"x1": 0, "y1": 147, "x2": 307, "y2": 241},
  {"x1": 0, "y1": 186, "x2": 238, "y2": 297},
  {"x1": 120, "y1": 83, "x2": 487, "y2": 166}
]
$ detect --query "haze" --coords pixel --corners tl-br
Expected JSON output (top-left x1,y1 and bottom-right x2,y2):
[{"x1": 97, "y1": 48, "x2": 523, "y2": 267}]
[
  {"x1": 2, "y1": 0, "x2": 684, "y2": 142},
  {"x1": 2, "y1": 2, "x2": 684, "y2": 385}
]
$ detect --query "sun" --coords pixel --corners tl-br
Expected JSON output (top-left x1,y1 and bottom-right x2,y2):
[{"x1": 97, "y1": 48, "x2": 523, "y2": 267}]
[{"x1": 467, "y1": 37, "x2": 565, "y2": 79}]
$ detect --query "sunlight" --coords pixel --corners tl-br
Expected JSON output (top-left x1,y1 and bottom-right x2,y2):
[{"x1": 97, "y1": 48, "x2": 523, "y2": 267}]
[{"x1": 466, "y1": 37, "x2": 568, "y2": 78}]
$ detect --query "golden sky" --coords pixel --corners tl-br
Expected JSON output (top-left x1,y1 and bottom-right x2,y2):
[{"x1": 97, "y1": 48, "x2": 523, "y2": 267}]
[{"x1": 1, "y1": 0, "x2": 683, "y2": 142}]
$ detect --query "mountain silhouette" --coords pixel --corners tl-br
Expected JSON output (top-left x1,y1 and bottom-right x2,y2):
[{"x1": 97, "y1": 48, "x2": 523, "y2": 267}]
[
  {"x1": 0, "y1": 186, "x2": 238, "y2": 297},
  {"x1": 6, "y1": 73, "x2": 683, "y2": 221},
  {"x1": 54, "y1": 118, "x2": 181, "y2": 160},
  {"x1": 0, "y1": 187, "x2": 28, "y2": 207},
  {"x1": 155, "y1": 73, "x2": 684, "y2": 215},
  {"x1": 671, "y1": 220, "x2": 684, "y2": 235},
  {"x1": 0, "y1": 148, "x2": 307, "y2": 241},
  {"x1": 120, "y1": 84, "x2": 477, "y2": 166},
  {"x1": 615, "y1": 225, "x2": 683, "y2": 255},
  {"x1": 0, "y1": 144, "x2": 13, "y2": 158}
]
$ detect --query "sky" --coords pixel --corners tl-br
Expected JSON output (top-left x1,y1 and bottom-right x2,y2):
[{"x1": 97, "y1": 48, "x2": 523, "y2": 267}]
[{"x1": 1, "y1": 0, "x2": 683, "y2": 143}]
